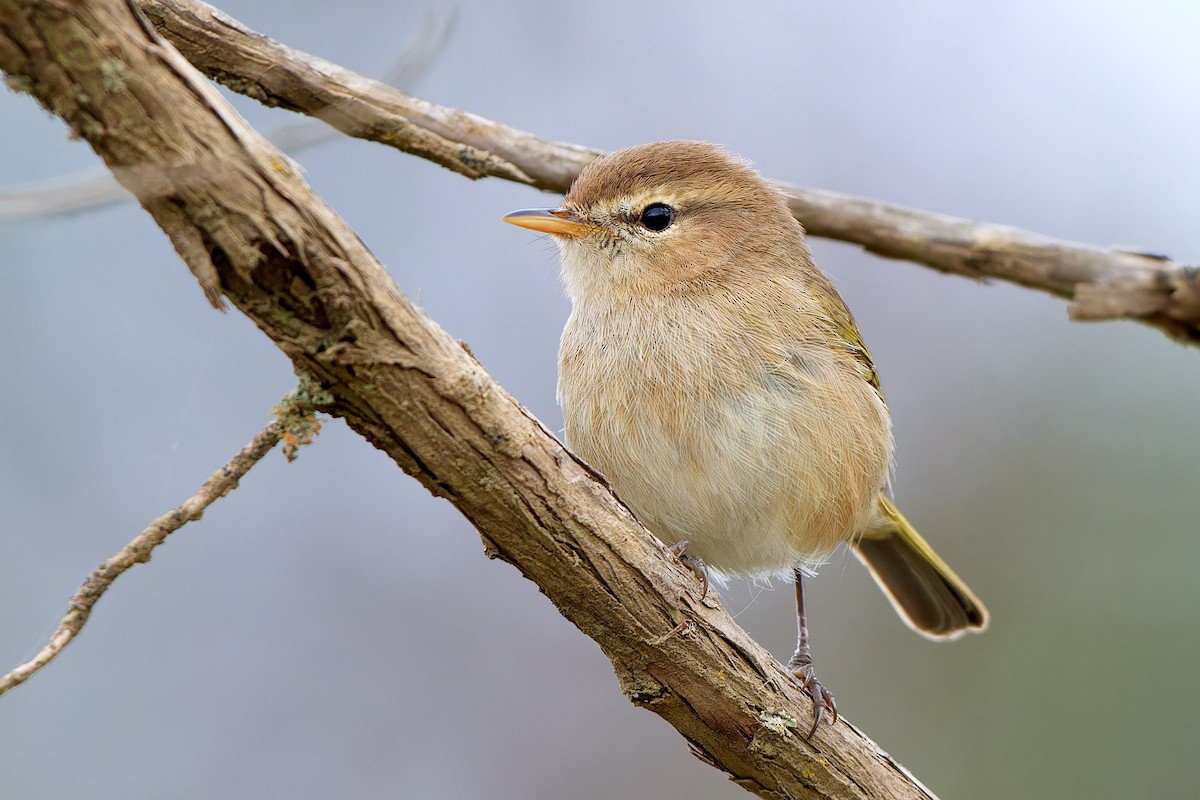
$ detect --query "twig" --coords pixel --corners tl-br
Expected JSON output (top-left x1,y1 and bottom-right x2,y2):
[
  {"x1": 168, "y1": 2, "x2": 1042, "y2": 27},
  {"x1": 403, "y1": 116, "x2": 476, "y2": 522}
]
[
  {"x1": 0, "y1": 423, "x2": 279, "y2": 694},
  {"x1": 778, "y1": 186, "x2": 1200, "y2": 342},
  {"x1": 0, "y1": 384, "x2": 325, "y2": 695}
]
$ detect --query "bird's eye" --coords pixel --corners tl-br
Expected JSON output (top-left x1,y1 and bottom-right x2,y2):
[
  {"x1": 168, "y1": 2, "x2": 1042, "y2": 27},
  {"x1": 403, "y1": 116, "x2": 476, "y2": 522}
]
[{"x1": 638, "y1": 203, "x2": 675, "y2": 232}]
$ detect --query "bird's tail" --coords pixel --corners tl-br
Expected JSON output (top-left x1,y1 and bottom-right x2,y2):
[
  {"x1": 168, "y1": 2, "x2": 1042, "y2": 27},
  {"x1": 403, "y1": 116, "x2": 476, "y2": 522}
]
[{"x1": 851, "y1": 495, "x2": 988, "y2": 639}]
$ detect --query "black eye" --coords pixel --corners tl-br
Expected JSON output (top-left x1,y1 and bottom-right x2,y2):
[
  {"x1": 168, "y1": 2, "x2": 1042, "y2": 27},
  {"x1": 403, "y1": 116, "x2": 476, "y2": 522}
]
[{"x1": 639, "y1": 202, "x2": 675, "y2": 232}]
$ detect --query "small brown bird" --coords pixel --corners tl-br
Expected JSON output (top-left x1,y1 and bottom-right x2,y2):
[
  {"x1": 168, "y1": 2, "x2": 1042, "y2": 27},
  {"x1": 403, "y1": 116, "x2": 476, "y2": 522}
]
[{"x1": 504, "y1": 141, "x2": 987, "y2": 734}]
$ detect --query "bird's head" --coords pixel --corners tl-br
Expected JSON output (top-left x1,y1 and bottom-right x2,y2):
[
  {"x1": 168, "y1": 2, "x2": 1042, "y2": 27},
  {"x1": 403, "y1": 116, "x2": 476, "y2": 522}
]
[{"x1": 504, "y1": 141, "x2": 808, "y2": 303}]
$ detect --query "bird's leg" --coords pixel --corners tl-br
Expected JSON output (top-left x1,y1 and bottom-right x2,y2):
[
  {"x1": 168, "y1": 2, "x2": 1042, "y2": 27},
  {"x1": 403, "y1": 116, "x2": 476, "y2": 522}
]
[
  {"x1": 787, "y1": 568, "x2": 837, "y2": 738},
  {"x1": 669, "y1": 541, "x2": 708, "y2": 600}
]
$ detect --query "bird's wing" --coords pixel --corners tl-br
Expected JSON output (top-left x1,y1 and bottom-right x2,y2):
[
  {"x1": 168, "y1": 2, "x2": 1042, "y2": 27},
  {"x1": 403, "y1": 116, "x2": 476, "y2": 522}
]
[{"x1": 814, "y1": 287, "x2": 882, "y2": 397}]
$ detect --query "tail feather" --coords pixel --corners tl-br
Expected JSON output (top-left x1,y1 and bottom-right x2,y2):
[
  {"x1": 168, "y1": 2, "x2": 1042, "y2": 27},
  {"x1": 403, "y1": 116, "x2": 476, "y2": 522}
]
[{"x1": 852, "y1": 495, "x2": 988, "y2": 640}]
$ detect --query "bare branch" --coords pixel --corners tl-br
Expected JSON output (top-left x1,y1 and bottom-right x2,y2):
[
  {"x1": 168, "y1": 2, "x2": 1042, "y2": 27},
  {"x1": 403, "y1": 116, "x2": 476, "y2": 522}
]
[
  {"x1": 1, "y1": 2, "x2": 935, "y2": 797},
  {"x1": 778, "y1": 186, "x2": 1200, "y2": 342},
  {"x1": 133, "y1": 0, "x2": 1200, "y2": 345},
  {"x1": 0, "y1": 421, "x2": 283, "y2": 695},
  {"x1": 0, "y1": 384, "x2": 324, "y2": 694}
]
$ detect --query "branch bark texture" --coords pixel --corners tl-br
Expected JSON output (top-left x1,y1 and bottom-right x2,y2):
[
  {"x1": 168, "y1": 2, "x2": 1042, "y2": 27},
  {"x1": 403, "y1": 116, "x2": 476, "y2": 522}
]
[
  {"x1": 0, "y1": 1, "x2": 933, "y2": 798},
  {"x1": 140, "y1": 0, "x2": 1200, "y2": 346}
]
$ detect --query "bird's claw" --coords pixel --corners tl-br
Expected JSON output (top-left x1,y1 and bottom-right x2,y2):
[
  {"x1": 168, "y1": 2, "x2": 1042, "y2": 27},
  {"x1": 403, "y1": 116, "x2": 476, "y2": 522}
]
[
  {"x1": 789, "y1": 661, "x2": 837, "y2": 739},
  {"x1": 669, "y1": 540, "x2": 708, "y2": 600}
]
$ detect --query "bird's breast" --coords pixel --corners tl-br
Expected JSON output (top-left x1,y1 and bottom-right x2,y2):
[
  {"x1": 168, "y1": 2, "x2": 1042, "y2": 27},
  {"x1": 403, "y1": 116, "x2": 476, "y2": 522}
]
[{"x1": 557, "y1": 299, "x2": 892, "y2": 578}]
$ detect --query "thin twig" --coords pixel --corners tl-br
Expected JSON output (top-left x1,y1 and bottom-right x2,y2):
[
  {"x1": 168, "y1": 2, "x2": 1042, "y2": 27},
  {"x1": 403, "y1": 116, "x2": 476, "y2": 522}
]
[
  {"x1": 0, "y1": 382, "x2": 328, "y2": 694},
  {"x1": 0, "y1": 405, "x2": 311, "y2": 695}
]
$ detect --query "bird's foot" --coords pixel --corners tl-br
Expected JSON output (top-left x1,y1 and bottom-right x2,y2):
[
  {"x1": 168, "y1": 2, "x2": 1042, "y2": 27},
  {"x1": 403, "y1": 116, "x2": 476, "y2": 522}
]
[
  {"x1": 669, "y1": 540, "x2": 708, "y2": 600},
  {"x1": 787, "y1": 656, "x2": 837, "y2": 739}
]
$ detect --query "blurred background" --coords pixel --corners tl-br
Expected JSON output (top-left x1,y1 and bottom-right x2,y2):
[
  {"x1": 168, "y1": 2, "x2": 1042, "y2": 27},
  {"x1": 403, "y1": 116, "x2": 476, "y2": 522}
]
[{"x1": 3, "y1": 2, "x2": 1199, "y2": 798}]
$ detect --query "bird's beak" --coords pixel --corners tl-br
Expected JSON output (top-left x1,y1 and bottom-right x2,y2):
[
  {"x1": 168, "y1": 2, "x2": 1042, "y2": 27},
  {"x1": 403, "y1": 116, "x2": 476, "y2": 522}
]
[{"x1": 502, "y1": 208, "x2": 595, "y2": 238}]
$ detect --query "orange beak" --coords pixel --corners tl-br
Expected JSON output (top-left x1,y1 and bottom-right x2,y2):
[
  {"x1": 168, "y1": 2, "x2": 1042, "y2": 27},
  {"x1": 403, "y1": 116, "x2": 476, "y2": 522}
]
[{"x1": 502, "y1": 208, "x2": 595, "y2": 238}]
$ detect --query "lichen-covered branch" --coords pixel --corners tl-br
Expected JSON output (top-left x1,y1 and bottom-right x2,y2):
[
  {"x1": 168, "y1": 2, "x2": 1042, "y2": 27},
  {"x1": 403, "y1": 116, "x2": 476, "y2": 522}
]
[
  {"x1": 0, "y1": 420, "x2": 283, "y2": 695},
  {"x1": 134, "y1": 0, "x2": 1200, "y2": 345},
  {"x1": 1, "y1": 1, "x2": 933, "y2": 797},
  {"x1": 0, "y1": 385, "x2": 324, "y2": 695}
]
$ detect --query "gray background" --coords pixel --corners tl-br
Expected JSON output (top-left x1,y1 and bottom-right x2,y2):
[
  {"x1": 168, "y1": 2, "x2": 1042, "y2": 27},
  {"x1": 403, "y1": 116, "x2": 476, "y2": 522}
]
[{"x1": 3, "y1": 2, "x2": 1200, "y2": 798}]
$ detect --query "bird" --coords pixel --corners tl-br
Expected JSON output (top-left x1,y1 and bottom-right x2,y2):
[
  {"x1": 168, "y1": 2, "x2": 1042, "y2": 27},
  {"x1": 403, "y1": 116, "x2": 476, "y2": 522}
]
[{"x1": 503, "y1": 140, "x2": 987, "y2": 736}]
